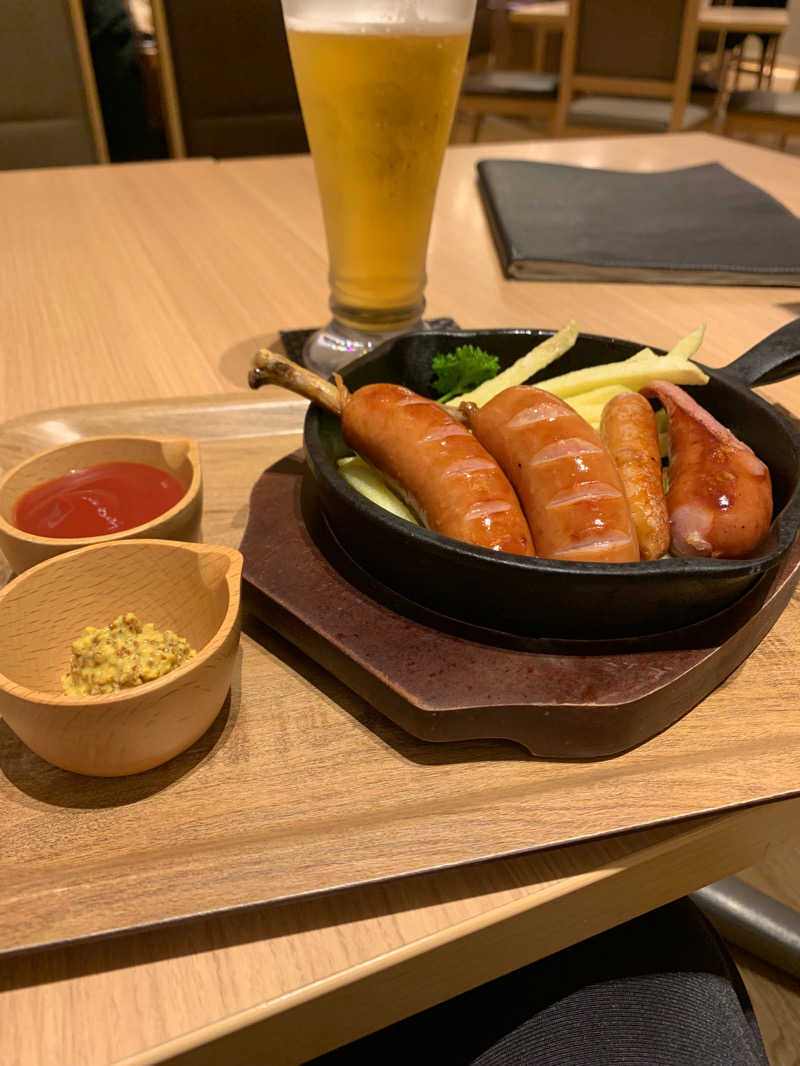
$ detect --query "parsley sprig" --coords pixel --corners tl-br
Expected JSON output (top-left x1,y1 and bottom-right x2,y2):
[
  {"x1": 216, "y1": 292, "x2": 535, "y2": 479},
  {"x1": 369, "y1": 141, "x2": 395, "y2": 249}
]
[{"x1": 431, "y1": 346, "x2": 500, "y2": 403}]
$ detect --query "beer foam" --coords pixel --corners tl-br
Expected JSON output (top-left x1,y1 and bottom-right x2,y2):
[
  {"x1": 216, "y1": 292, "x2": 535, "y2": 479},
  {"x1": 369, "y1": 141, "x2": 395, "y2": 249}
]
[
  {"x1": 284, "y1": 0, "x2": 473, "y2": 33},
  {"x1": 285, "y1": 18, "x2": 473, "y2": 32}
]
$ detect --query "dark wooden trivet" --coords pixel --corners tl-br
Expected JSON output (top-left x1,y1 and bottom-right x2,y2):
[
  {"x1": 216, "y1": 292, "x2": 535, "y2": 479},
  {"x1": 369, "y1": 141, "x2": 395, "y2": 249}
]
[{"x1": 240, "y1": 452, "x2": 800, "y2": 759}]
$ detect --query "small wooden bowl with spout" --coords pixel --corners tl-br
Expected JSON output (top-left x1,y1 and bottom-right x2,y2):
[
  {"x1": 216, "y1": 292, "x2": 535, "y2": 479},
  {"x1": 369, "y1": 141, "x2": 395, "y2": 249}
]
[
  {"x1": 0, "y1": 539, "x2": 242, "y2": 776},
  {"x1": 0, "y1": 435, "x2": 202, "y2": 574}
]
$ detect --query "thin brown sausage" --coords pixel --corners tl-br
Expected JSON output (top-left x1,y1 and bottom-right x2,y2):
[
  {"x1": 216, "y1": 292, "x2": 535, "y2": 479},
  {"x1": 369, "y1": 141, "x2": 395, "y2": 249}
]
[
  {"x1": 640, "y1": 380, "x2": 772, "y2": 559},
  {"x1": 342, "y1": 383, "x2": 535, "y2": 556},
  {"x1": 600, "y1": 392, "x2": 670, "y2": 561},
  {"x1": 466, "y1": 386, "x2": 639, "y2": 563}
]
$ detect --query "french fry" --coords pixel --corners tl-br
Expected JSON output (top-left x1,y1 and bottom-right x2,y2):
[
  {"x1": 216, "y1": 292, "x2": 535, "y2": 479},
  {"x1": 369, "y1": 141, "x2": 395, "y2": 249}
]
[
  {"x1": 666, "y1": 323, "x2": 705, "y2": 361},
  {"x1": 534, "y1": 352, "x2": 709, "y2": 400},
  {"x1": 654, "y1": 407, "x2": 670, "y2": 458},
  {"x1": 337, "y1": 456, "x2": 418, "y2": 524},
  {"x1": 566, "y1": 384, "x2": 633, "y2": 426},
  {"x1": 447, "y1": 319, "x2": 579, "y2": 408},
  {"x1": 562, "y1": 327, "x2": 705, "y2": 443},
  {"x1": 447, "y1": 324, "x2": 705, "y2": 409},
  {"x1": 625, "y1": 326, "x2": 703, "y2": 363}
]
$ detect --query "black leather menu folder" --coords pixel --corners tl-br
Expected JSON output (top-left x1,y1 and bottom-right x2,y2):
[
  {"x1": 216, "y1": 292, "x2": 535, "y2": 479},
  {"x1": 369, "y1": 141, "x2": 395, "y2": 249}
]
[{"x1": 477, "y1": 159, "x2": 800, "y2": 285}]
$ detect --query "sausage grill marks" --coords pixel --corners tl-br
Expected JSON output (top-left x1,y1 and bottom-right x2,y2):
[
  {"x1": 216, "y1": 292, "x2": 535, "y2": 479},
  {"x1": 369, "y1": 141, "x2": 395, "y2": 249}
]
[
  {"x1": 249, "y1": 349, "x2": 534, "y2": 556},
  {"x1": 249, "y1": 349, "x2": 774, "y2": 563},
  {"x1": 465, "y1": 386, "x2": 640, "y2": 563},
  {"x1": 641, "y1": 380, "x2": 773, "y2": 559},
  {"x1": 341, "y1": 384, "x2": 535, "y2": 557}
]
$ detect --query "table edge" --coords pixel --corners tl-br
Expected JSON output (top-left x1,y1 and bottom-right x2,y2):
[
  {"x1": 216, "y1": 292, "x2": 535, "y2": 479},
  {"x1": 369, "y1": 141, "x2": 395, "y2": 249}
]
[{"x1": 112, "y1": 795, "x2": 800, "y2": 1066}]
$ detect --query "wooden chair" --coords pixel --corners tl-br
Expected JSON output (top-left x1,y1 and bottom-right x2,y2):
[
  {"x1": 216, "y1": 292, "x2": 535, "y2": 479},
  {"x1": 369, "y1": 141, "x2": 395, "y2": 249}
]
[
  {"x1": 0, "y1": 0, "x2": 108, "y2": 169},
  {"x1": 551, "y1": 0, "x2": 713, "y2": 137},
  {"x1": 151, "y1": 0, "x2": 307, "y2": 158},
  {"x1": 710, "y1": 2, "x2": 795, "y2": 146},
  {"x1": 457, "y1": 0, "x2": 560, "y2": 141},
  {"x1": 724, "y1": 0, "x2": 789, "y2": 91}
]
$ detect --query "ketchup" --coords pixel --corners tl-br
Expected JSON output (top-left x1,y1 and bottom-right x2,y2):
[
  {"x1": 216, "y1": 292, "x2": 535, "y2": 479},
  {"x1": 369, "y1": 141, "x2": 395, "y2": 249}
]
[{"x1": 13, "y1": 462, "x2": 186, "y2": 539}]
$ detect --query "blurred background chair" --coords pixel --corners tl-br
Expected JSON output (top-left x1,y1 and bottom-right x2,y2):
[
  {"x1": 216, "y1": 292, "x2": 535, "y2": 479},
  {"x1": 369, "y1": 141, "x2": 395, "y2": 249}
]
[
  {"x1": 691, "y1": 0, "x2": 791, "y2": 119},
  {"x1": 0, "y1": 0, "x2": 108, "y2": 170},
  {"x1": 518, "y1": 0, "x2": 568, "y2": 72},
  {"x1": 151, "y1": 0, "x2": 307, "y2": 157},
  {"x1": 457, "y1": 0, "x2": 559, "y2": 141},
  {"x1": 83, "y1": 0, "x2": 164, "y2": 162},
  {"x1": 720, "y1": 0, "x2": 790, "y2": 91},
  {"x1": 551, "y1": 0, "x2": 714, "y2": 136}
]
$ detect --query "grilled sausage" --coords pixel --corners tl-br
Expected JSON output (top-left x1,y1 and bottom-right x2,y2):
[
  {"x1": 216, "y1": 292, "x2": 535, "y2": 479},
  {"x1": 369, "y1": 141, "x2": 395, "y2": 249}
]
[
  {"x1": 640, "y1": 380, "x2": 772, "y2": 559},
  {"x1": 341, "y1": 383, "x2": 535, "y2": 556},
  {"x1": 465, "y1": 386, "x2": 639, "y2": 562},
  {"x1": 600, "y1": 392, "x2": 670, "y2": 561}
]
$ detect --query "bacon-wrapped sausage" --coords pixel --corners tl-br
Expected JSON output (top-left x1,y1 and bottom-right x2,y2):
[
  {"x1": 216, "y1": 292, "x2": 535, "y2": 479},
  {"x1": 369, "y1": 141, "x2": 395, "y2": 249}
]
[{"x1": 641, "y1": 380, "x2": 772, "y2": 559}]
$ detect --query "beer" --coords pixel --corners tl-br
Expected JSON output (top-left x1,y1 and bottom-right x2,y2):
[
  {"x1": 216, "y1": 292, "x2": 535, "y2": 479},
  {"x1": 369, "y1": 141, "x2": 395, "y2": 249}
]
[{"x1": 286, "y1": 21, "x2": 470, "y2": 330}]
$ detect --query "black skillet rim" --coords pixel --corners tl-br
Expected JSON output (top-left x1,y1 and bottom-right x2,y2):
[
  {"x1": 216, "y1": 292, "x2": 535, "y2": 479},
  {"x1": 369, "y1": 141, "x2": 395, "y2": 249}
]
[{"x1": 303, "y1": 327, "x2": 800, "y2": 580}]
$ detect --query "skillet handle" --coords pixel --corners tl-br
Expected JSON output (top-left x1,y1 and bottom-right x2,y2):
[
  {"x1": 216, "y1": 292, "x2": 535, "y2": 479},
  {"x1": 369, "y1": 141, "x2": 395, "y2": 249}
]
[{"x1": 720, "y1": 318, "x2": 800, "y2": 388}]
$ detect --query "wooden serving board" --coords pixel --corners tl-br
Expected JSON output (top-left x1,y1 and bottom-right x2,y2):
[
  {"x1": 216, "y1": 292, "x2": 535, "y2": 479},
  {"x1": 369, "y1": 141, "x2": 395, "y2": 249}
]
[
  {"x1": 3, "y1": 394, "x2": 800, "y2": 958},
  {"x1": 242, "y1": 458, "x2": 800, "y2": 759}
]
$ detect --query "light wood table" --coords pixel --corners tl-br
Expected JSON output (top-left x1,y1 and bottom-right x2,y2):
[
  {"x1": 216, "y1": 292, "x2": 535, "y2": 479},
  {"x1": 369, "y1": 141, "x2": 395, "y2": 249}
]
[
  {"x1": 510, "y1": 2, "x2": 789, "y2": 34},
  {"x1": 697, "y1": 5, "x2": 790, "y2": 37},
  {"x1": 509, "y1": 2, "x2": 789, "y2": 72},
  {"x1": 509, "y1": 0, "x2": 567, "y2": 31},
  {"x1": 3, "y1": 133, "x2": 800, "y2": 1066}
]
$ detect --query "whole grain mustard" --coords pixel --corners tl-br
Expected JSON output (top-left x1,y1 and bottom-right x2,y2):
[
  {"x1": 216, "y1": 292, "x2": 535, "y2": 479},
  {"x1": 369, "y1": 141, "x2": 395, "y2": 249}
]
[{"x1": 62, "y1": 612, "x2": 195, "y2": 696}]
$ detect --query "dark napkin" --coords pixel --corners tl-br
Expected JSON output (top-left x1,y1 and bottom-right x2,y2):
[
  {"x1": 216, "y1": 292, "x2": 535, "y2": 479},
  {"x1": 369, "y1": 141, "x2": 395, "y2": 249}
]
[{"x1": 477, "y1": 159, "x2": 800, "y2": 286}]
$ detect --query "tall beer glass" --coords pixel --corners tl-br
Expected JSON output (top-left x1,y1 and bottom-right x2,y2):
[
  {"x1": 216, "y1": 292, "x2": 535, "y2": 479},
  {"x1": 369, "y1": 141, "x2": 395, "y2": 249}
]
[{"x1": 281, "y1": 0, "x2": 476, "y2": 375}]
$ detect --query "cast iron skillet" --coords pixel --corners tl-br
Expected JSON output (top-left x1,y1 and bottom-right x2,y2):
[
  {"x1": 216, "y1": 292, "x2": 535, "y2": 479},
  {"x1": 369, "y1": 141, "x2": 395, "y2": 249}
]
[{"x1": 303, "y1": 319, "x2": 800, "y2": 638}]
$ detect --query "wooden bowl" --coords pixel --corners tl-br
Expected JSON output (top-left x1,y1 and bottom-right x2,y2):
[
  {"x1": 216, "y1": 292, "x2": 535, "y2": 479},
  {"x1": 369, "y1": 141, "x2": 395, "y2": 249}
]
[
  {"x1": 0, "y1": 539, "x2": 242, "y2": 776},
  {"x1": 0, "y1": 435, "x2": 202, "y2": 574}
]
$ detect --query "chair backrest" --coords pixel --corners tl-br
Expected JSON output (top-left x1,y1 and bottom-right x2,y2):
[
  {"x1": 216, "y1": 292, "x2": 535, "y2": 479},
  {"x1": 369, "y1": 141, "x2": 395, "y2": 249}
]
[
  {"x1": 468, "y1": 0, "x2": 494, "y2": 65},
  {"x1": 153, "y1": 0, "x2": 308, "y2": 158},
  {"x1": 467, "y1": 0, "x2": 519, "y2": 72},
  {"x1": 0, "y1": 0, "x2": 108, "y2": 170},
  {"x1": 552, "y1": 0, "x2": 701, "y2": 134}
]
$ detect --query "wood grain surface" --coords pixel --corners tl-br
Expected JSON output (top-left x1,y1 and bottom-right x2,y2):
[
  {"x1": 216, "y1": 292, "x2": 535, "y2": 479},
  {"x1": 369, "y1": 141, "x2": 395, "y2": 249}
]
[
  {"x1": 4, "y1": 135, "x2": 800, "y2": 422},
  {"x1": 1, "y1": 396, "x2": 800, "y2": 1066},
  {"x1": 2, "y1": 134, "x2": 800, "y2": 1066},
  {"x1": 2, "y1": 398, "x2": 798, "y2": 958}
]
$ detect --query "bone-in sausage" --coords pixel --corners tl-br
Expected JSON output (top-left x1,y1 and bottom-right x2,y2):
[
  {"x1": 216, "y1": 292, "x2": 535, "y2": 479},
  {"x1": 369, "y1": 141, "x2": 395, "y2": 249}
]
[
  {"x1": 341, "y1": 383, "x2": 535, "y2": 556},
  {"x1": 640, "y1": 380, "x2": 772, "y2": 559},
  {"x1": 466, "y1": 386, "x2": 639, "y2": 562},
  {"x1": 600, "y1": 392, "x2": 670, "y2": 561}
]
